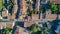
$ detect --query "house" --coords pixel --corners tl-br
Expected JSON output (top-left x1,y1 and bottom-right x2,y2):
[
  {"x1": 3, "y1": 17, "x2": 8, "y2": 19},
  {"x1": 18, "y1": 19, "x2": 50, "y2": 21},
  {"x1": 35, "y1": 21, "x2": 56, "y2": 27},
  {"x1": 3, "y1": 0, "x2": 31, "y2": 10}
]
[
  {"x1": 11, "y1": 14, "x2": 16, "y2": 19},
  {"x1": 58, "y1": 15, "x2": 60, "y2": 19},
  {"x1": 0, "y1": 21, "x2": 14, "y2": 29},
  {"x1": 32, "y1": 14, "x2": 39, "y2": 21},
  {"x1": 20, "y1": 0, "x2": 27, "y2": 15},
  {"x1": 2, "y1": 8, "x2": 8, "y2": 19},
  {"x1": 13, "y1": 0, "x2": 18, "y2": 17},
  {"x1": 13, "y1": 5, "x2": 18, "y2": 14},
  {"x1": 13, "y1": 0, "x2": 18, "y2": 14},
  {"x1": 19, "y1": 15, "x2": 24, "y2": 19},
  {"x1": 24, "y1": 21, "x2": 32, "y2": 28},
  {"x1": 14, "y1": 26, "x2": 29, "y2": 34},
  {"x1": 49, "y1": 0, "x2": 60, "y2": 4},
  {"x1": 46, "y1": 14, "x2": 57, "y2": 19},
  {"x1": 35, "y1": 0, "x2": 40, "y2": 12}
]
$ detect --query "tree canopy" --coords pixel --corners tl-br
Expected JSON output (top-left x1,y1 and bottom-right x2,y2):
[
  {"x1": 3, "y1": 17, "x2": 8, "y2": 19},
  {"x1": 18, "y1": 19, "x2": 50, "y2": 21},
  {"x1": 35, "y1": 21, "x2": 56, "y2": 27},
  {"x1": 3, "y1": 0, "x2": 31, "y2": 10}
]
[
  {"x1": 49, "y1": 3, "x2": 58, "y2": 13},
  {"x1": 0, "y1": 27, "x2": 12, "y2": 34}
]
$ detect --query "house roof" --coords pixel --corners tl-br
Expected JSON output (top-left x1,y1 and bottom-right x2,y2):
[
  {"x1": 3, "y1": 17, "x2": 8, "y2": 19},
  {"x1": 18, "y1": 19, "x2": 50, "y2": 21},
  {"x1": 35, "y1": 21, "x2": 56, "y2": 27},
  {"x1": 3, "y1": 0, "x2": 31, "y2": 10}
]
[
  {"x1": 11, "y1": 14, "x2": 16, "y2": 19},
  {"x1": 50, "y1": 0, "x2": 60, "y2": 4},
  {"x1": 32, "y1": 14, "x2": 39, "y2": 21},
  {"x1": 13, "y1": 5, "x2": 18, "y2": 14},
  {"x1": 0, "y1": 22, "x2": 13, "y2": 29},
  {"x1": 46, "y1": 14, "x2": 57, "y2": 19},
  {"x1": 2, "y1": 11, "x2": 8, "y2": 17},
  {"x1": 50, "y1": 0, "x2": 60, "y2": 2}
]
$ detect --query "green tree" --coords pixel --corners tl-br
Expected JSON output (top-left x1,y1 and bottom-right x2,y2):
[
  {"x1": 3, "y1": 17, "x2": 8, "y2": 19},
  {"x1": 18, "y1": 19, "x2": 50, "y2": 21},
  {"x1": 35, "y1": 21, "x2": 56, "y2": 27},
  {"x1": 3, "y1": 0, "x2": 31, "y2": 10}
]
[
  {"x1": 49, "y1": 3, "x2": 58, "y2": 14},
  {"x1": 42, "y1": 7, "x2": 47, "y2": 13},
  {"x1": 29, "y1": 24, "x2": 39, "y2": 34},
  {"x1": 26, "y1": 0, "x2": 32, "y2": 5},
  {"x1": 31, "y1": 10, "x2": 38, "y2": 14},
  {"x1": 0, "y1": 27, "x2": 12, "y2": 34},
  {"x1": 27, "y1": 9, "x2": 32, "y2": 16},
  {"x1": 3, "y1": 27, "x2": 12, "y2": 34},
  {"x1": 58, "y1": 5, "x2": 60, "y2": 14},
  {"x1": 29, "y1": 24, "x2": 48, "y2": 34},
  {"x1": 8, "y1": 0, "x2": 14, "y2": 13}
]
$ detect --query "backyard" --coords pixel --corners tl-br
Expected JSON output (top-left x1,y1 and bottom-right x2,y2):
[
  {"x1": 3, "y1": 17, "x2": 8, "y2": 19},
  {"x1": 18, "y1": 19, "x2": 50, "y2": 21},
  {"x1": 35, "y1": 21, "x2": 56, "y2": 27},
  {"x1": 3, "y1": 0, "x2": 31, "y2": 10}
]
[{"x1": 0, "y1": 0, "x2": 4, "y2": 11}]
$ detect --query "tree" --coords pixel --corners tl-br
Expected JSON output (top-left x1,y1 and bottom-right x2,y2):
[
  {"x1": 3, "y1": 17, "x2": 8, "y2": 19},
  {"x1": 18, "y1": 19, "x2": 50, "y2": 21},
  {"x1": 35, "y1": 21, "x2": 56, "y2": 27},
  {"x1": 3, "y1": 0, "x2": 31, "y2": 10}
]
[
  {"x1": 31, "y1": 10, "x2": 38, "y2": 14},
  {"x1": 27, "y1": 9, "x2": 38, "y2": 16},
  {"x1": 57, "y1": 5, "x2": 60, "y2": 14},
  {"x1": 49, "y1": 3, "x2": 59, "y2": 19},
  {"x1": 29, "y1": 24, "x2": 39, "y2": 34},
  {"x1": 27, "y1": 9, "x2": 32, "y2": 16},
  {"x1": 3, "y1": 27, "x2": 12, "y2": 34},
  {"x1": 29, "y1": 24, "x2": 48, "y2": 34},
  {"x1": 0, "y1": 27, "x2": 12, "y2": 34},
  {"x1": 26, "y1": 0, "x2": 31, "y2": 5},
  {"x1": 49, "y1": 3, "x2": 58, "y2": 14},
  {"x1": 42, "y1": 7, "x2": 47, "y2": 13},
  {"x1": 56, "y1": 5, "x2": 60, "y2": 19},
  {"x1": 8, "y1": 0, "x2": 14, "y2": 13}
]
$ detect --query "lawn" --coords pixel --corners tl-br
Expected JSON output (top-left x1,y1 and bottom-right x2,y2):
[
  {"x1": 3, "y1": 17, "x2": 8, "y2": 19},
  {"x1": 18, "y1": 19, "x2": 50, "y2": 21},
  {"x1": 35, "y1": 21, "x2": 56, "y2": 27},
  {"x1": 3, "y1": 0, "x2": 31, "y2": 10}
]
[{"x1": 0, "y1": 0, "x2": 4, "y2": 11}]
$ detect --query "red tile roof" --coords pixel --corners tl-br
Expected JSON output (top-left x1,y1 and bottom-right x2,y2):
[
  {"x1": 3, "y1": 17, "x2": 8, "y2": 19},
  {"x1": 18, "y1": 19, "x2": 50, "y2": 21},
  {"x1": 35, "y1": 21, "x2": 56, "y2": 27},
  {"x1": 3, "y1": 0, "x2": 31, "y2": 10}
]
[{"x1": 46, "y1": 14, "x2": 57, "y2": 19}]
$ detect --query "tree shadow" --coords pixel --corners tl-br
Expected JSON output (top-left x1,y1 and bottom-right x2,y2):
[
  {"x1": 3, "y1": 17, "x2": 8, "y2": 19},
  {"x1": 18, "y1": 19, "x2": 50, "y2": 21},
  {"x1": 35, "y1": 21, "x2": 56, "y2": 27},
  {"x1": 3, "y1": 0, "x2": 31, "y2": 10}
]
[{"x1": 49, "y1": 20, "x2": 60, "y2": 34}]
